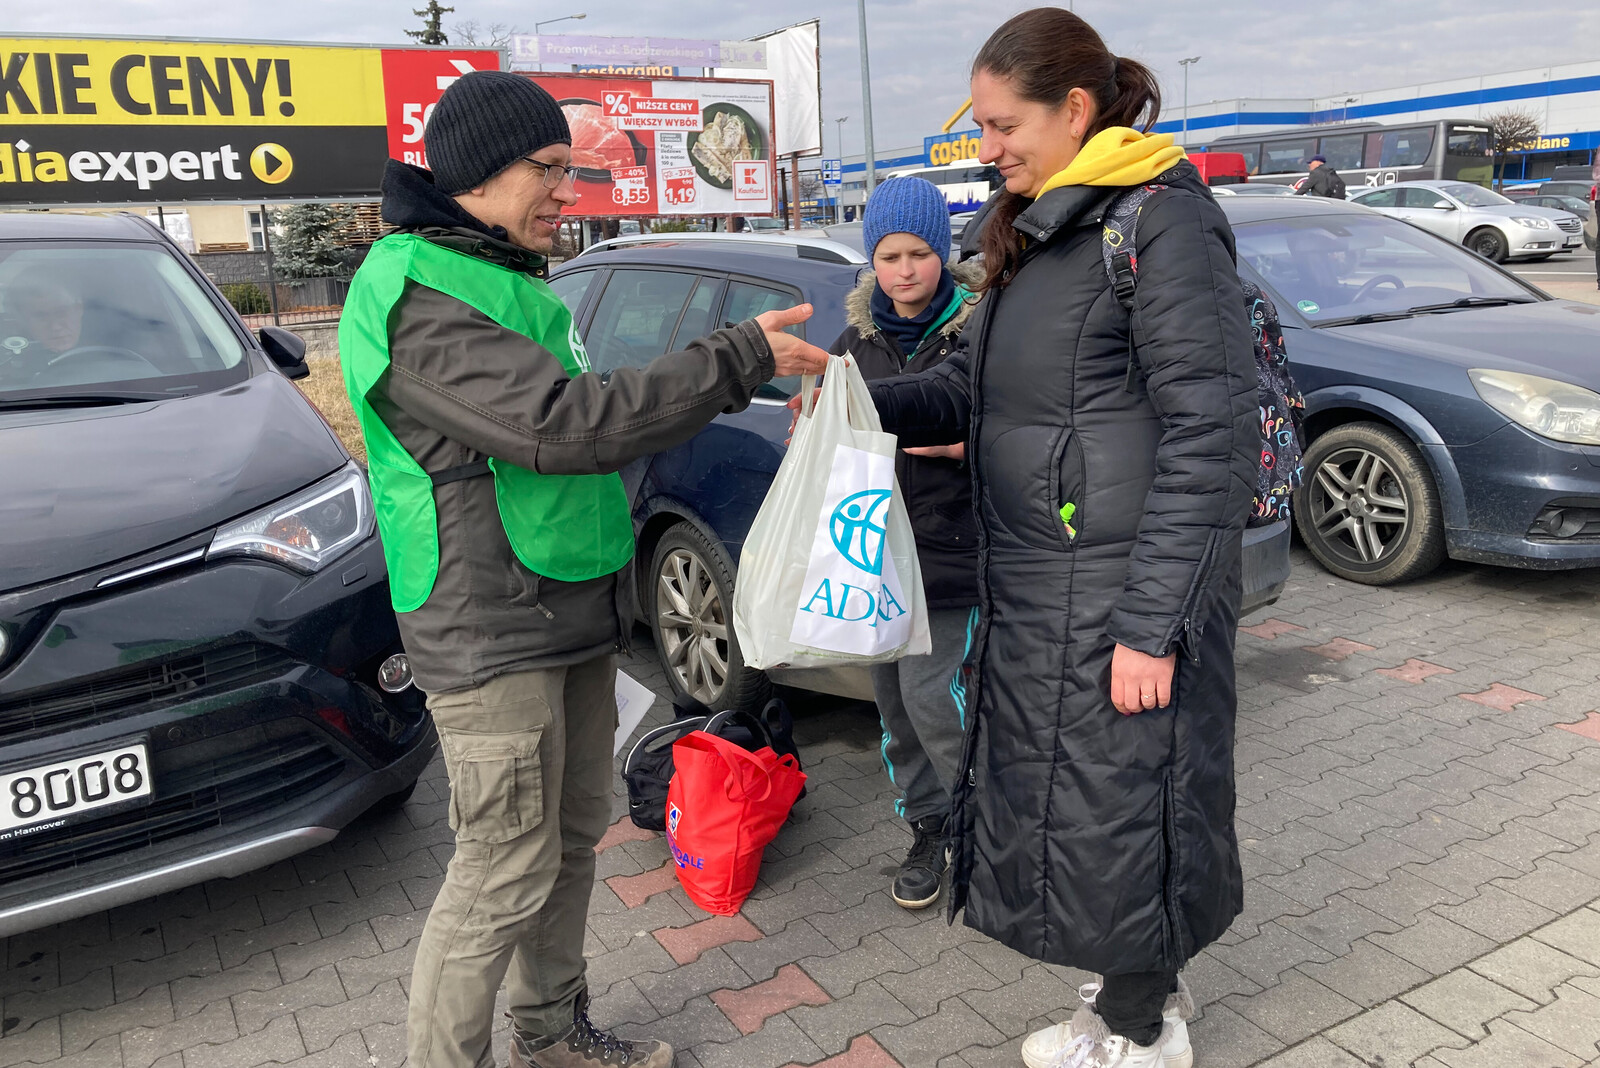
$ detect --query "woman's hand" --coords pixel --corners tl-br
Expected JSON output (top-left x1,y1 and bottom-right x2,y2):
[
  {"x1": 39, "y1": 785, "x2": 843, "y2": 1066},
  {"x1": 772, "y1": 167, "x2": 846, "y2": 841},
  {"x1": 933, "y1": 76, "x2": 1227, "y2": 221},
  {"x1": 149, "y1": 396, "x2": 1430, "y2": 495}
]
[
  {"x1": 903, "y1": 443, "x2": 965, "y2": 461},
  {"x1": 755, "y1": 305, "x2": 830, "y2": 378},
  {"x1": 1110, "y1": 643, "x2": 1176, "y2": 715}
]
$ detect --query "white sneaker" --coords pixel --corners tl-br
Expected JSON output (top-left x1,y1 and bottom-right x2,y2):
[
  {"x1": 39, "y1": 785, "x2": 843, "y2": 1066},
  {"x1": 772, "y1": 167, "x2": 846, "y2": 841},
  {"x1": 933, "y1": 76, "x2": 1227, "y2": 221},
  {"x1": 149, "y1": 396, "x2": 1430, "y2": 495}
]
[{"x1": 1021, "y1": 981, "x2": 1195, "y2": 1068}]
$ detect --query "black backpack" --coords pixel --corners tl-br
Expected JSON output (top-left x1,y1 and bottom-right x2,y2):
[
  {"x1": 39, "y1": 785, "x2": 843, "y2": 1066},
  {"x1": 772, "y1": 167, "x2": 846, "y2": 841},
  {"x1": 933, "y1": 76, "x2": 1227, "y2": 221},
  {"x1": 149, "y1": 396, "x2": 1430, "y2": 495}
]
[
  {"x1": 622, "y1": 695, "x2": 804, "y2": 832},
  {"x1": 1101, "y1": 182, "x2": 1307, "y2": 526}
]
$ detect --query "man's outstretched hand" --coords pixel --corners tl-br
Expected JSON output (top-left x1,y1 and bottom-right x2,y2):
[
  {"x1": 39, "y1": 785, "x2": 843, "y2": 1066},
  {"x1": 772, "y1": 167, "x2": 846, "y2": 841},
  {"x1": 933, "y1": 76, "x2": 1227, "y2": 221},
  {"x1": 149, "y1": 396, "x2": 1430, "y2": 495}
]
[{"x1": 755, "y1": 305, "x2": 830, "y2": 378}]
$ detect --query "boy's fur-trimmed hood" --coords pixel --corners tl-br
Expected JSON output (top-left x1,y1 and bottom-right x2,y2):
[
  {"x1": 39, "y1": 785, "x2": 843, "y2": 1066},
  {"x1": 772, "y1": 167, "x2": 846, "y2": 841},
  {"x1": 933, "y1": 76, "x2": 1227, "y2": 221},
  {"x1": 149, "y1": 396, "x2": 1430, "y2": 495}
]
[{"x1": 846, "y1": 259, "x2": 985, "y2": 339}]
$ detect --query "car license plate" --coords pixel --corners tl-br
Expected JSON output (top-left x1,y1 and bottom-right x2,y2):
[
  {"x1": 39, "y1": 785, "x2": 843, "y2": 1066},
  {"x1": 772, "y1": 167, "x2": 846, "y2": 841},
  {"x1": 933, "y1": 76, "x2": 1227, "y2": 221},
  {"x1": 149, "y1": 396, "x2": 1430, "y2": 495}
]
[{"x1": 0, "y1": 742, "x2": 153, "y2": 839}]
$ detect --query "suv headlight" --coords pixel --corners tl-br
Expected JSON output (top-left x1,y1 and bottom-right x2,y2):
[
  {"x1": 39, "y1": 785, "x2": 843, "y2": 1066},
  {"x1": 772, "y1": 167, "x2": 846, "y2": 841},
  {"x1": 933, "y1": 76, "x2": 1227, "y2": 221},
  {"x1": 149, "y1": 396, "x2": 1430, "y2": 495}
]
[
  {"x1": 1510, "y1": 216, "x2": 1552, "y2": 229},
  {"x1": 1469, "y1": 369, "x2": 1600, "y2": 446},
  {"x1": 209, "y1": 462, "x2": 374, "y2": 571}
]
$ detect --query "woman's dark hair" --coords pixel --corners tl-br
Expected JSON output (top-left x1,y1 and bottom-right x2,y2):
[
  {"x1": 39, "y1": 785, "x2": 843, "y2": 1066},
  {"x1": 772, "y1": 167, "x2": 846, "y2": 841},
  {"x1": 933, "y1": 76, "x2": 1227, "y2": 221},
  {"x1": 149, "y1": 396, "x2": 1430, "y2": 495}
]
[{"x1": 974, "y1": 8, "x2": 1162, "y2": 290}]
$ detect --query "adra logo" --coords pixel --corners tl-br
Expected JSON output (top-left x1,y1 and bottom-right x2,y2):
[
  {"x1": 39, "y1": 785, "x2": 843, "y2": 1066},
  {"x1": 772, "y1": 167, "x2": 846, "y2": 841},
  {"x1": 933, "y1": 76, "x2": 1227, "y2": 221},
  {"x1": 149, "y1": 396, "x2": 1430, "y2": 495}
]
[{"x1": 798, "y1": 489, "x2": 907, "y2": 627}]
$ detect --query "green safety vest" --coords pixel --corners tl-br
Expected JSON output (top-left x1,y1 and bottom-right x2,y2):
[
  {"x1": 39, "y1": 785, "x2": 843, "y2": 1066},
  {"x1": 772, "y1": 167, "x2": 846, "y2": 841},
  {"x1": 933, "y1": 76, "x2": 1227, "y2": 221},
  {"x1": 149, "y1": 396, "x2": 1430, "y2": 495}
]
[{"x1": 339, "y1": 232, "x2": 634, "y2": 613}]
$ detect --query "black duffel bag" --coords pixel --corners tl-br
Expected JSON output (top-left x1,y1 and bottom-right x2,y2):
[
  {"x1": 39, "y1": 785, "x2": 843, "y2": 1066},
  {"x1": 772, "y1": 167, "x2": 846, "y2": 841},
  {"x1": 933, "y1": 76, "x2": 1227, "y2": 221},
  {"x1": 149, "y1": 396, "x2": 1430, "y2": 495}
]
[{"x1": 623, "y1": 694, "x2": 803, "y2": 832}]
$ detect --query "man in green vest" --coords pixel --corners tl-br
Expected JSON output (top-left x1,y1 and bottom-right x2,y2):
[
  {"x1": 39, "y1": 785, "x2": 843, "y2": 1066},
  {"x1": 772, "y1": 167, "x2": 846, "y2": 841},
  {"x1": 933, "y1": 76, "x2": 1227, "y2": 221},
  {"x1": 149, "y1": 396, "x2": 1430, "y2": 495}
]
[{"x1": 339, "y1": 71, "x2": 828, "y2": 1068}]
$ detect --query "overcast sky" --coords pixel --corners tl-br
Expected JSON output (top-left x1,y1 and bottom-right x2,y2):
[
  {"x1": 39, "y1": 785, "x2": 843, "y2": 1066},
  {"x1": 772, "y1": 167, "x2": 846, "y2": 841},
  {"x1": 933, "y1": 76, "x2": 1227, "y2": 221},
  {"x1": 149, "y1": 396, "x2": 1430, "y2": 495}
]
[{"x1": 9, "y1": 0, "x2": 1598, "y2": 157}]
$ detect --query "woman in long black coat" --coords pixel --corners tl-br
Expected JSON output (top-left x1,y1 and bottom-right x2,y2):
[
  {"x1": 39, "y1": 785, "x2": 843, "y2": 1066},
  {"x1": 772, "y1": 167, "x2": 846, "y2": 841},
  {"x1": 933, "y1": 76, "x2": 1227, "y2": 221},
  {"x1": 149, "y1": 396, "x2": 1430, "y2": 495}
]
[{"x1": 865, "y1": 10, "x2": 1259, "y2": 1067}]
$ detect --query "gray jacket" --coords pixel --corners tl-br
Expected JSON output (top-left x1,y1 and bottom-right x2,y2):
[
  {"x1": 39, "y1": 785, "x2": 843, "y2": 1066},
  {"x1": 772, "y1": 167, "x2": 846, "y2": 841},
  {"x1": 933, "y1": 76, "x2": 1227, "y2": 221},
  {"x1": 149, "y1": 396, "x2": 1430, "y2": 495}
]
[{"x1": 370, "y1": 226, "x2": 774, "y2": 694}]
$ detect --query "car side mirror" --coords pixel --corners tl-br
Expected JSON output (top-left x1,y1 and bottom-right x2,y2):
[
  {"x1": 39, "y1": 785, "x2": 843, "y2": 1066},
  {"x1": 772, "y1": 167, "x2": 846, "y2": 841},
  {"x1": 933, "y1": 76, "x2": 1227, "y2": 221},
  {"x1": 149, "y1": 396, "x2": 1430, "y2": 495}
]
[
  {"x1": 259, "y1": 326, "x2": 310, "y2": 380},
  {"x1": 1434, "y1": 203, "x2": 1456, "y2": 211}
]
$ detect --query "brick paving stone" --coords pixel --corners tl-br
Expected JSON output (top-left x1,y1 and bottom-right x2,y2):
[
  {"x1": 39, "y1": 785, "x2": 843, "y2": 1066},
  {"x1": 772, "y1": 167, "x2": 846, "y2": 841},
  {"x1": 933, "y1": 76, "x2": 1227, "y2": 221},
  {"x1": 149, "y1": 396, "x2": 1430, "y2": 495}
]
[
  {"x1": 740, "y1": 880, "x2": 850, "y2": 937},
  {"x1": 1210, "y1": 921, "x2": 1338, "y2": 988},
  {"x1": 872, "y1": 997, "x2": 1004, "y2": 1068},
  {"x1": 1375, "y1": 659, "x2": 1457, "y2": 684},
  {"x1": 951, "y1": 938, "x2": 1052, "y2": 988},
  {"x1": 798, "y1": 934, "x2": 922, "y2": 1001},
  {"x1": 1493, "y1": 860, "x2": 1600, "y2": 915},
  {"x1": 954, "y1": 965, "x2": 1076, "y2": 1038},
  {"x1": 185, "y1": 1011, "x2": 305, "y2": 1068},
  {"x1": 722, "y1": 920, "x2": 839, "y2": 983},
  {"x1": 589, "y1": 977, "x2": 659, "y2": 1030},
  {"x1": 1370, "y1": 913, "x2": 1498, "y2": 975},
  {"x1": 1324, "y1": 999, "x2": 1469, "y2": 1066},
  {"x1": 1241, "y1": 619, "x2": 1309, "y2": 641},
  {"x1": 45, "y1": 1035, "x2": 122, "y2": 1068},
  {"x1": 585, "y1": 936, "x2": 679, "y2": 995},
  {"x1": 275, "y1": 1031, "x2": 370, "y2": 1068},
  {"x1": 1468, "y1": 937, "x2": 1600, "y2": 1003},
  {"x1": 113, "y1": 940, "x2": 221, "y2": 1001},
  {"x1": 368, "y1": 909, "x2": 430, "y2": 955},
  {"x1": 232, "y1": 964, "x2": 344, "y2": 1035},
  {"x1": 60, "y1": 930, "x2": 166, "y2": 987},
  {"x1": 1251, "y1": 1036, "x2": 1368, "y2": 1067},
  {"x1": 121, "y1": 998, "x2": 236, "y2": 1068},
  {"x1": 634, "y1": 948, "x2": 755, "y2": 1018},
  {"x1": 296, "y1": 979, "x2": 408, "y2": 1053},
  {"x1": 1434, "y1": 884, "x2": 1561, "y2": 942},
  {"x1": 308, "y1": 882, "x2": 414, "y2": 941},
  {"x1": 589, "y1": 893, "x2": 698, "y2": 953},
  {"x1": 1182, "y1": 950, "x2": 1265, "y2": 1007},
  {"x1": 1183, "y1": 1003, "x2": 1285, "y2": 1068},
  {"x1": 1407, "y1": 844, "x2": 1524, "y2": 897},
  {"x1": 1555, "y1": 712, "x2": 1600, "y2": 742},
  {"x1": 1533, "y1": 904, "x2": 1600, "y2": 966},
  {"x1": 0, "y1": 1019, "x2": 61, "y2": 1068},
  {"x1": 216, "y1": 910, "x2": 321, "y2": 972},
  {"x1": 253, "y1": 876, "x2": 357, "y2": 929},
  {"x1": 1428, "y1": 1018, "x2": 1584, "y2": 1068},
  {"x1": 272, "y1": 922, "x2": 382, "y2": 985},
  {"x1": 1259, "y1": 856, "x2": 1377, "y2": 912},
  {"x1": 606, "y1": 863, "x2": 679, "y2": 910},
  {"x1": 170, "y1": 951, "x2": 280, "y2": 1018},
  {"x1": 1500, "y1": 981, "x2": 1600, "y2": 1059},
  {"x1": 597, "y1": 817, "x2": 658, "y2": 854},
  {"x1": 653, "y1": 915, "x2": 763, "y2": 967},
  {"x1": 808, "y1": 893, "x2": 925, "y2": 953},
  {"x1": 779, "y1": 1034, "x2": 901, "y2": 1068},
  {"x1": 2, "y1": 967, "x2": 114, "y2": 1033},
  {"x1": 1323, "y1": 832, "x2": 1436, "y2": 882},
  {"x1": 1459, "y1": 683, "x2": 1546, "y2": 711},
  {"x1": 709, "y1": 963, "x2": 832, "y2": 1037},
  {"x1": 160, "y1": 898, "x2": 265, "y2": 956},
  {"x1": 360, "y1": 1019, "x2": 407, "y2": 1068},
  {"x1": 693, "y1": 1010, "x2": 826, "y2": 1068},
  {"x1": 335, "y1": 938, "x2": 419, "y2": 1000},
  {"x1": 878, "y1": 949, "x2": 1002, "y2": 1019},
  {"x1": 1297, "y1": 938, "x2": 1430, "y2": 1008},
  {"x1": 1303, "y1": 638, "x2": 1378, "y2": 662},
  {"x1": 59, "y1": 985, "x2": 172, "y2": 1055},
  {"x1": 1400, "y1": 966, "x2": 1537, "y2": 1040},
  {"x1": 1227, "y1": 971, "x2": 1362, "y2": 1045}
]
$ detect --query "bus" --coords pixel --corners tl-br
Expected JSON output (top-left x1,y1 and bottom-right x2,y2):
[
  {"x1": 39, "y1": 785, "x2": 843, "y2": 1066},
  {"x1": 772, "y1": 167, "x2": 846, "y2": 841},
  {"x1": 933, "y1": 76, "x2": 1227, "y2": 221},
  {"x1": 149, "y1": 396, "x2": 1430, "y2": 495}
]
[
  {"x1": 887, "y1": 163, "x2": 1003, "y2": 213},
  {"x1": 1204, "y1": 119, "x2": 1495, "y2": 191}
]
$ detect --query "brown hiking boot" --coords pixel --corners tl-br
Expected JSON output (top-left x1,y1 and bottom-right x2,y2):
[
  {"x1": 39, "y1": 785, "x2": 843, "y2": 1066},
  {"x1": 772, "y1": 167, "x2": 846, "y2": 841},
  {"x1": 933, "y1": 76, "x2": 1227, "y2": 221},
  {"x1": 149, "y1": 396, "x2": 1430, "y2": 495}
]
[{"x1": 508, "y1": 993, "x2": 672, "y2": 1068}]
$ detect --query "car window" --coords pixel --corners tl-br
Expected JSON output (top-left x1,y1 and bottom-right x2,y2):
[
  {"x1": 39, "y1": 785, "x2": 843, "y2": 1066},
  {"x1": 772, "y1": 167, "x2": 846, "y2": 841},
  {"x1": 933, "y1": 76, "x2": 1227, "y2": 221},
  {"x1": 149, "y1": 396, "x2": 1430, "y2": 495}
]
[
  {"x1": 1235, "y1": 144, "x2": 1261, "y2": 175},
  {"x1": 670, "y1": 276, "x2": 722, "y2": 350},
  {"x1": 0, "y1": 243, "x2": 246, "y2": 397},
  {"x1": 582, "y1": 269, "x2": 698, "y2": 373},
  {"x1": 1318, "y1": 134, "x2": 1364, "y2": 171},
  {"x1": 1234, "y1": 214, "x2": 1532, "y2": 325},
  {"x1": 1371, "y1": 128, "x2": 1435, "y2": 168},
  {"x1": 723, "y1": 280, "x2": 804, "y2": 399},
  {"x1": 546, "y1": 269, "x2": 600, "y2": 316},
  {"x1": 1353, "y1": 188, "x2": 1400, "y2": 209},
  {"x1": 1260, "y1": 139, "x2": 1317, "y2": 174},
  {"x1": 1400, "y1": 188, "x2": 1451, "y2": 210},
  {"x1": 1440, "y1": 183, "x2": 1509, "y2": 208}
]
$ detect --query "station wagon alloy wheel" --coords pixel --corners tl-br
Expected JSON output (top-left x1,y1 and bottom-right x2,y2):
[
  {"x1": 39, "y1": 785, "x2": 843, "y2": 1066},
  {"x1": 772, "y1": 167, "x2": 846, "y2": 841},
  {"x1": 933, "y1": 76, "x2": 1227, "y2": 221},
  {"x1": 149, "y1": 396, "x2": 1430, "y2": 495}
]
[
  {"x1": 647, "y1": 522, "x2": 770, "y2": 711},
  {"x1": 1295, "y1": 422, "x2": 1446, "y2": 585}
]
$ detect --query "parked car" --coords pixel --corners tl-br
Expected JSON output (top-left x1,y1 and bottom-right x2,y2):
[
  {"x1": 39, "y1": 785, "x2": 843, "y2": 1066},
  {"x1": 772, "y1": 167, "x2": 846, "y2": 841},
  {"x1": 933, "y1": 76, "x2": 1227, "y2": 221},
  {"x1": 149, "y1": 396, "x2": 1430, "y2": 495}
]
[
  {"x1": 1219, "y1": 194, "x2": 1600, "y2": 585},
  {"x1": 1350, "y1": 180, "x2": 1585, "y2": 261},
  {"x1": 548, "y1": 243, "x2": 1291, "y2": 710},
  {"x1": 1505, "y1": 192, "x2": 1597, "y2": 250},
  {"x1": 1527, "y1": 181, "x2": 1597, "y2": 202},
  {"x1": 578, "y1": 231, "x2": 866, "y2": 265},
  {"x1": 0, "y1": 212, "x2": 434, "y2": 937},
  {"x1": 1211, "y1": 184, "x2": 1298, "y2": 197}
]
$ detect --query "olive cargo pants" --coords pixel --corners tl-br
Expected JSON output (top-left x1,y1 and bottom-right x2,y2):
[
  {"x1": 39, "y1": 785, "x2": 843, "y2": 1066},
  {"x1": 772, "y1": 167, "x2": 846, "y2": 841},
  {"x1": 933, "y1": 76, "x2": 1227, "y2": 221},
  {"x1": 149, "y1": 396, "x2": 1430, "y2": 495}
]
[{"x1": 407, "y1": 656, "x2": 617, "y2": 1068}]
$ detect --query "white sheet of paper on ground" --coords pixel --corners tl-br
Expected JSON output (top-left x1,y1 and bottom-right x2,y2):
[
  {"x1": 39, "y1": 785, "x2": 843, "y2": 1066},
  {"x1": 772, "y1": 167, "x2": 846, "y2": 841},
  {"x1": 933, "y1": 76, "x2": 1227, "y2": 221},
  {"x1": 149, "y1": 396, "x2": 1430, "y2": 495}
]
[{"x1": 613, "y1": 670, "x2": 657, "y2": 756}]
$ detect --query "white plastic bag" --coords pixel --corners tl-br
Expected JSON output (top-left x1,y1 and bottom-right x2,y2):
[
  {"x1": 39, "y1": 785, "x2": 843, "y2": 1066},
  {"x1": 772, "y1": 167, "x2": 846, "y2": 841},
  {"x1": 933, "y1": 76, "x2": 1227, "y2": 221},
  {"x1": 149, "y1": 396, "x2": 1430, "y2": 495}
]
[{"x1": 734, "y1": 353, "x2": 931, "y2": 669}]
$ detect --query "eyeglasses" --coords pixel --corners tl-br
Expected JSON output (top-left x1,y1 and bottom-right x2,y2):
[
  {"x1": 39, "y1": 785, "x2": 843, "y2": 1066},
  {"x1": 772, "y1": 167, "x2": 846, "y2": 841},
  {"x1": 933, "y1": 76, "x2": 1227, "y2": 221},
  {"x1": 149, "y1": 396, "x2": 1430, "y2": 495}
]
[{"x1": 519, "y1": 157, "x2": 578, "y2": 190}]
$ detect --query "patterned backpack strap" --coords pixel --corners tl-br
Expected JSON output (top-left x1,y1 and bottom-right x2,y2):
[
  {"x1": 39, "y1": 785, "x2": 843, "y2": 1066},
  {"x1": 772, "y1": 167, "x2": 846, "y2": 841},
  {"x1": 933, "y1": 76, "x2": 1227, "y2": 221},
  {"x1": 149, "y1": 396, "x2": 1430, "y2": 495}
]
[{"x1": 1100, "y1": 183, "x2": 1165, "y2": 311}]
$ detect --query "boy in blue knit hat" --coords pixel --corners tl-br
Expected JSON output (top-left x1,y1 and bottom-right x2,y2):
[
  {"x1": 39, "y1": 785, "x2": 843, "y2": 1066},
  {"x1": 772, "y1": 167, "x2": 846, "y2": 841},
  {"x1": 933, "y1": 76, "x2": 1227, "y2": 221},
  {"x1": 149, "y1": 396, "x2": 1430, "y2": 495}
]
[{"x1": 831, "y1": 176, "x2": 983, "y2": 909}]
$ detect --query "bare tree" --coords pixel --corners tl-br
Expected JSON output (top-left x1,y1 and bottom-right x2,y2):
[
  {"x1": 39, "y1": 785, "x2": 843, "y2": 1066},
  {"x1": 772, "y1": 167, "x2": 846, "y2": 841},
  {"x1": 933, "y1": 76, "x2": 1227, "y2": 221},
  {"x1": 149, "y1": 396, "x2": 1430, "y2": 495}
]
[
  {"x1": 451, "y1": 19, "x2": 521, "y2": 48},
  {"x1": 1485, "y1": 108, "x2": 1543, "y2": 188}
]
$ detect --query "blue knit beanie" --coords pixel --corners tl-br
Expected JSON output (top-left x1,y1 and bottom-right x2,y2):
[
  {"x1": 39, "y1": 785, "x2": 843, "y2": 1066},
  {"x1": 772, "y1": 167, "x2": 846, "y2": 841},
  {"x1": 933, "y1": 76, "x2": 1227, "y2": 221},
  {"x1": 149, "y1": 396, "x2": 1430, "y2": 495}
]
[{"x1": 863, "y1": 177, "x2": 951, "y2": 261}]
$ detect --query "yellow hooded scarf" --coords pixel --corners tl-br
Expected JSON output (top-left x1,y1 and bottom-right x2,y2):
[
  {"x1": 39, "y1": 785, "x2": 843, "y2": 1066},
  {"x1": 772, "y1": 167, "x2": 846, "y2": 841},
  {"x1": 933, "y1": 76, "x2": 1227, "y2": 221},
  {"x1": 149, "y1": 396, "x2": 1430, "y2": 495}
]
[{"x1": 1035, "y1": 126, "x2": 1185, "y2": 197}]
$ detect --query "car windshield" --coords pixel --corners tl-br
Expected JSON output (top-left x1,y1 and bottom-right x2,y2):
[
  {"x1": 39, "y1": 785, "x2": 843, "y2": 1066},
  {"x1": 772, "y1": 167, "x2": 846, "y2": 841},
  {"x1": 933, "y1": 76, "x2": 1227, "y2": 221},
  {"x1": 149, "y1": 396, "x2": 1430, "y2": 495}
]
[
  {"x1": 0, "y1": 243, "x2": 247, "y2": 399},
  {"x1": 1234, "y1": 213, "x2": 1535, "y2": 325},
  {"x1": 1439, "y1": 183, "x2": 1509, "y2": 208}
]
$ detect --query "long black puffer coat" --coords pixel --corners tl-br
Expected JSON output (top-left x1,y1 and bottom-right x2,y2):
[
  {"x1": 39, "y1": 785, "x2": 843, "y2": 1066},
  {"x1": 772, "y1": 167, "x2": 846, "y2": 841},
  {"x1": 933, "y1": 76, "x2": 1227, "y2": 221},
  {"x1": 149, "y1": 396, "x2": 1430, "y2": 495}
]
[{"x1": 868, "y1": 161, "x2": 1258, "y2": 974}]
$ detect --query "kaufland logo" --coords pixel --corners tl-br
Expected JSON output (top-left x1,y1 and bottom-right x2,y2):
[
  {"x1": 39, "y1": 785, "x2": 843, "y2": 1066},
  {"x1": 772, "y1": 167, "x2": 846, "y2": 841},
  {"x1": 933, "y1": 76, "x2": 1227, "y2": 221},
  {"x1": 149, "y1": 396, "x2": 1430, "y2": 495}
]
[
  {"x1": 0, "y1": 138, "x2": 291, "y2": 190},
  {"x1": 667, "y1": 804, "x2": 681, "y2": 835}
]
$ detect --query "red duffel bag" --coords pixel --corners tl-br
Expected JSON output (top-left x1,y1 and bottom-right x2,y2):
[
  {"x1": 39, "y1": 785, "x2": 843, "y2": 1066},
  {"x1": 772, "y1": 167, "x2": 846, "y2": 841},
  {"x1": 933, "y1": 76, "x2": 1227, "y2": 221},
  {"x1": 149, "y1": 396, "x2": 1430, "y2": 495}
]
[{"x1": 665, "y1": 729, "x2": 807, "y2": 915}]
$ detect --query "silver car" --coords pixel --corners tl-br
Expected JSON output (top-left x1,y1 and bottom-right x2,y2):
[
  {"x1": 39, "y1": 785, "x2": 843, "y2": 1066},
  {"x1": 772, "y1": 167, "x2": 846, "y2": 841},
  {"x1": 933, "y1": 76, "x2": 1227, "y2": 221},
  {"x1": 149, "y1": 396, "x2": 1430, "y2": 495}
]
[{"x1": 1349, "y1": 180, "x2": 1585, "y2": 262}]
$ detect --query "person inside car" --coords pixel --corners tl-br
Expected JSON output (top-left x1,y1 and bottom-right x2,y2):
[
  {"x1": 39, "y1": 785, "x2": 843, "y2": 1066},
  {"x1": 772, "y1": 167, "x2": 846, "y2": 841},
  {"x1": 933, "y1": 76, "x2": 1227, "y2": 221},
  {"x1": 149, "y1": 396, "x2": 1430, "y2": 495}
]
[
  {"x1": 0, "y1": 275, "x2": 85, "y2": 384},
  {"x1": 339, "y1": 71, "x2": 829, "y2": 1068},
  {"x1": 828, "y1": 175, "x2": 983, "y2": 913}
]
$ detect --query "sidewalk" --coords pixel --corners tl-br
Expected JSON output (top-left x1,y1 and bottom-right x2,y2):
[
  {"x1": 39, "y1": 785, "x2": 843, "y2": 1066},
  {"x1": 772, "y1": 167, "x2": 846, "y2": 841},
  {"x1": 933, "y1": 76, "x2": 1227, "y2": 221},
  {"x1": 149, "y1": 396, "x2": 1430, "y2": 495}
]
[{"x1": 3, "y1": 549, "x2": 1599, "y2": 1068}]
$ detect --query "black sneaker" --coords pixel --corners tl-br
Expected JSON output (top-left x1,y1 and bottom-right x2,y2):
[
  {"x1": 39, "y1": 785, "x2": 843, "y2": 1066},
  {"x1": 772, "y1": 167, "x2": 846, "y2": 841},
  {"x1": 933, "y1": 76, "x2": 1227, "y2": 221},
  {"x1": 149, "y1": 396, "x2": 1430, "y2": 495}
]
[
  {"x1": 509, "y1": 992, "x2": 672, "y2": 1068},
  {"x1": 892, "y1": 814, "x2": 949, "y2": 909}
]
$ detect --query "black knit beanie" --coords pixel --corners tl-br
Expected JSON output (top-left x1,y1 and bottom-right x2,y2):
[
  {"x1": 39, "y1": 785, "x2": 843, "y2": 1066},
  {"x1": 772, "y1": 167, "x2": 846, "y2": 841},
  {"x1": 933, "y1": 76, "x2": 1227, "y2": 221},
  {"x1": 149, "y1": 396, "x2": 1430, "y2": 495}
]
[{"x1": 425, "y1": 71, "x2": 572, "y2": 195}]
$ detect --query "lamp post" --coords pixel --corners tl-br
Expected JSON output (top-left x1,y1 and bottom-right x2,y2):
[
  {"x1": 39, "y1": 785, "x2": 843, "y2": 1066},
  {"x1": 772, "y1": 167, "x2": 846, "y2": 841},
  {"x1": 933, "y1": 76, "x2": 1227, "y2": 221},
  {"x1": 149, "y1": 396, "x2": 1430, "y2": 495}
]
[
  {"x1": 834, "y1": 117, "x2": 848, "y2": 223},
  {"x1": 1340, "y1": 96, "x2": 1357, "y2": 124},
  {"x1": 533, "y1": 13, "x2": 586, "y2": 71},
  {"x1": 857, "y1": 0, "x2": 878, "y2": 193},
  {"x1": 1178, "y1": 56, "x2": 1201, "y2": 148}
]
